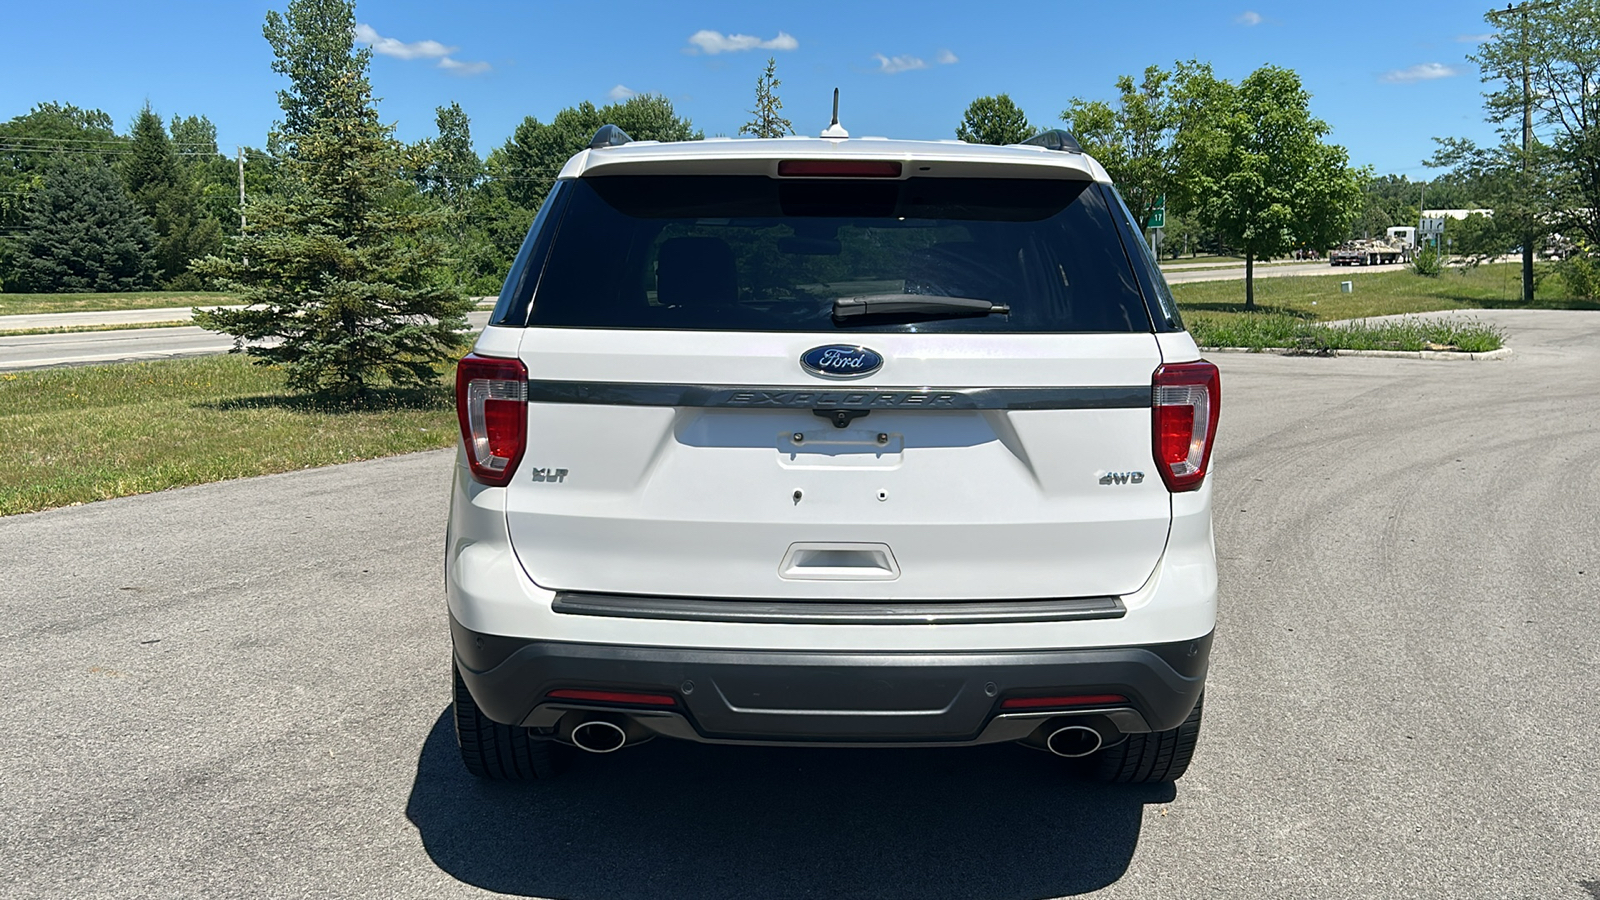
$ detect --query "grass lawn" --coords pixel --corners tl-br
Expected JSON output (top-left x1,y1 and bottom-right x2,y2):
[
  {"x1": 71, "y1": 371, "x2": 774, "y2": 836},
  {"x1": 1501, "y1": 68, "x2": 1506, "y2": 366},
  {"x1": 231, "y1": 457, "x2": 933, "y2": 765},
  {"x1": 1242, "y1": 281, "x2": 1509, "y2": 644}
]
[
  {"x1": 0, "y1": 291, "x2": 235, "y2": 317},
  {"x1": 0, "y1": 355, "x2": 458, "y2": 517},
  {"x1": 1172, "y1": 262, "x2": 1595, "y2": 350},
  {"x1": 1171, "y1": 261, "x2": 1593, "y2": 320}
]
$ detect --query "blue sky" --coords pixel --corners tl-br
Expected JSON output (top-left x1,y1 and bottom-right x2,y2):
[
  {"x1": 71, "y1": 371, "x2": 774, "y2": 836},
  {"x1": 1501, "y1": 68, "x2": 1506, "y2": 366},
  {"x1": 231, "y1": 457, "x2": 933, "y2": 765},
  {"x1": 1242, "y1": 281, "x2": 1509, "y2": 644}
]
[{"x1": 2, "y1": 0, "x2": 1507, "y2": 178}]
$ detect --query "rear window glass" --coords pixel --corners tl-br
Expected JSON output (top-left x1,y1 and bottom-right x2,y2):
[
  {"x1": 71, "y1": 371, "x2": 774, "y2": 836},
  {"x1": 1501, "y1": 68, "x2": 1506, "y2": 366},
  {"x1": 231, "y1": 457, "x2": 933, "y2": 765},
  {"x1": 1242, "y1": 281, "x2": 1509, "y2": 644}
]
[{"x1": 521, "y1": 175, "x2": 1153, "y2": 333}]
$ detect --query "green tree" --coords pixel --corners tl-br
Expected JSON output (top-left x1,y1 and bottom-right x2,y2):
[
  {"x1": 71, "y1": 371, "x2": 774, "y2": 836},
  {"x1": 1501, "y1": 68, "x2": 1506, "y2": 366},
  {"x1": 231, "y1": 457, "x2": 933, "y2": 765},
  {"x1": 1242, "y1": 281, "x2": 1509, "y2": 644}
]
[
  {"x1": 1173, "y1": 65, "x2": 1361, "y2": 308},
  {"x1": 1447, "y1": 211, "x2": 1510, "y2": 266},
  {"x1": 414, "y1": 102, "x2": 491, "y2": 290},
  {"x1": 1473, "y1": 0, "x2": 1600, "y2": 248},
  {"x1": 168, "y1": 114, "x2": 265, "y2": 238},
  {"x1": 955, "y1": 94, "x2": 1033, "y2": 145},
  {"x1": 1354, "y1": 174, "x2": 1394, "y2": 239},
  {"x1": 1427, "y1": 135, "x2": 1563, "y2": 271},
  {"x1": 423, "y1": 102, "x2": 482, "y2": 214},
  {"x1": 1063, "y1": 66, "x2": 1176, "y2": 227},
  {"x1": 11, "y1": 160, "x2": 157, "y2": 292},
  {"x1": 195, "y1": 0, "x2": 474, "y2": 401},
  {"x1": 122, "y1": 105, "x2": 222, "y2": 287},
  {"x1": 0, "y1": 103, "x2": 122, "y2": 242},
  {"x1": 487, "y1": 95, "x2": 701, "y2": 210},
  {"x1": 263, "y1": 0, "x2": 359, "y2": 151},
  {"x1": 740, "y1": 57, "x2": 794, "y2": 138}
]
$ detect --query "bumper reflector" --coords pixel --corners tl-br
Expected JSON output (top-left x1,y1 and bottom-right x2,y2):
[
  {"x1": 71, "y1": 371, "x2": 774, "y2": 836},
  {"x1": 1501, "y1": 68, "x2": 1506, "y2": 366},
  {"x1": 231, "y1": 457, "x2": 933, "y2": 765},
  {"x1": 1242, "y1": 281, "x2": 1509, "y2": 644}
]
[
  {"x1": 999, "y1": 694, "x2": 1129, "y2": 710},
  {"x1": 545, "y1": 689, "x2": 678, "y2": 707}
]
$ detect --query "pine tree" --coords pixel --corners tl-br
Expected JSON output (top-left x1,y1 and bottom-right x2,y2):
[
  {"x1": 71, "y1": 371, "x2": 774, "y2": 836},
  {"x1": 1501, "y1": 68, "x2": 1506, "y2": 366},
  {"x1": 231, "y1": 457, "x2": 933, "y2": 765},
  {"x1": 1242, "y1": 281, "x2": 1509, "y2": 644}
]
[
  {"x1": 739, "y1": 58, "x2": 793, "y2": 139},
  {"x1": 123, "y1": 105, "x2": 221, "y2": 288},
  {"x1": 194, "y1": 0, "x2": 474, "y2": 402},
  {"x1": 13, "y1": 161, "x2": 157, "y2": 292}
]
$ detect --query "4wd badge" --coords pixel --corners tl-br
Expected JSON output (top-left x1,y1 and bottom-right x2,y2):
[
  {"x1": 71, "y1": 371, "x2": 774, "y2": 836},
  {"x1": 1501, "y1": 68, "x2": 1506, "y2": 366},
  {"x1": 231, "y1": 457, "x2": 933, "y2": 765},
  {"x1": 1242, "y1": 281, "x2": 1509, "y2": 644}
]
[{"x1": 1099, "y1": 471, "x2": 1145, "y2": 485}]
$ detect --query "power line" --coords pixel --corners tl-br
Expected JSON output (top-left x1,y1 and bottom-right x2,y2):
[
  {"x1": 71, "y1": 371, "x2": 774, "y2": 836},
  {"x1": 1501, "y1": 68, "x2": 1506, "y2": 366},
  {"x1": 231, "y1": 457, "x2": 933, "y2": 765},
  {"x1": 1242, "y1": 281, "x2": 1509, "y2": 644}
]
[{"x1": 0, "y1": 135, "x2": 221, "y2": 149}]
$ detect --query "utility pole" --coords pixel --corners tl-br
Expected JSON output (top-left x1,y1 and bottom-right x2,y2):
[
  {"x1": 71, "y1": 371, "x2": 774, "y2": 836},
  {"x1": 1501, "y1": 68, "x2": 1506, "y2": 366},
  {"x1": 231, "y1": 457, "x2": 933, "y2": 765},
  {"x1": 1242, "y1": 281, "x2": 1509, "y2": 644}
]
[
  {"x1": 237, "y1": 146, "x2": 246, "y2": 234},
  {"x1": 1487, "y1": 0, "x2": 1558, "y2": 304}
]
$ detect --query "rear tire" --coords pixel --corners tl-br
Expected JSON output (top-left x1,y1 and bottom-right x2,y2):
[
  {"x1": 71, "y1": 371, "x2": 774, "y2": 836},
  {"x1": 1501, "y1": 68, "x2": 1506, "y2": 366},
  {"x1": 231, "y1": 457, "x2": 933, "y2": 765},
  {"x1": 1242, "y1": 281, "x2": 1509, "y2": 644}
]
[
  {"x1": 453, "y1": 663, "x2": 564, "y2": 780},
  {"x1": 1086, "y1": 692, "x2": 1203, "y2": 784}
]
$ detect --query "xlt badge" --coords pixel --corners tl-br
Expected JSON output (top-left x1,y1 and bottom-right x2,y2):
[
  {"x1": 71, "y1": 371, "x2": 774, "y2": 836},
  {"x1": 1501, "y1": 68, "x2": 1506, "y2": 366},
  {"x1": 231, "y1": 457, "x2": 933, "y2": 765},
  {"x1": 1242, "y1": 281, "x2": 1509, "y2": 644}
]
[{"x1": 530, "y1": 467, "x2": 568, "y2": 483}]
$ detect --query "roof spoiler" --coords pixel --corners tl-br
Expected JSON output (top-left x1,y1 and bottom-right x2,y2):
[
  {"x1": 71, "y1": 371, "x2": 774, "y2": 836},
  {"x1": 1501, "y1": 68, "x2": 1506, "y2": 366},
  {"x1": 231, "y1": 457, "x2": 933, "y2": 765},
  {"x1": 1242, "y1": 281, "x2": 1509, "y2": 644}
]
[
  {"x1": 589, "y1": 124, "x2": 633, "y2": 150},
  {"x1": 1020, "y1": 129, "x2": 1083, "y2": 154}
]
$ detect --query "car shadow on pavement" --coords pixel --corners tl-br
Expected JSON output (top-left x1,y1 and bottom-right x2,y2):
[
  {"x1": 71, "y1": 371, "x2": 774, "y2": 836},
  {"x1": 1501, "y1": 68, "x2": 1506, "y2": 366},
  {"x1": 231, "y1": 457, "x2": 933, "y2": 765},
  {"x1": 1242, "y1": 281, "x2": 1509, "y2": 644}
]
[{"x1": 406, "y1": 709, "x2": 1172, "y2": 899}]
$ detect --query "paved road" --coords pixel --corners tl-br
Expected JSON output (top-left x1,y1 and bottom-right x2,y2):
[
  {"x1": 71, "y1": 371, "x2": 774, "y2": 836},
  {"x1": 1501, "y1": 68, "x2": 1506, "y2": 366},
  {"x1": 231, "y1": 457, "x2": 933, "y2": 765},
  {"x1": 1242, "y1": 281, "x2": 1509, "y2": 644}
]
[
  {"x1": 1163, "y1": 259, "x2": 1408, "y2": 284},
  {"x1": 2, "y1": 309, "x2": 1597, "y2": 899},
  {"x1": 0, "y1": 311, "x2": 494, "y2": 371},
  {"x1": 0, "y1": 305, "x2": 243, "y2": 331}
]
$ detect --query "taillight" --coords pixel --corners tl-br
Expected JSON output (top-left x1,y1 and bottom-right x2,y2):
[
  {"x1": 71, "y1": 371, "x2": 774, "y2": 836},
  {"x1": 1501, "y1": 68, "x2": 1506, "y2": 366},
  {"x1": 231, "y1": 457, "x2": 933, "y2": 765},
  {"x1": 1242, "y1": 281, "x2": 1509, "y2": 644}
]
[
  {"x1": 1152, "y1": 360, "x2": 1221, "y2": 493},
  {"x1": 455, "y1": 353, "x2": 527, "y2": 486}
]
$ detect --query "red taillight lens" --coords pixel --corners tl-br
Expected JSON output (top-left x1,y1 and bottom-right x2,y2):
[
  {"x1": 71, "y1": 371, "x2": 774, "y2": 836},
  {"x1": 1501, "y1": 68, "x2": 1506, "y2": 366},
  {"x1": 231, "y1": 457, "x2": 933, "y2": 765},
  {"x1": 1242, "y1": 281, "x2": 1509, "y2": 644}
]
[
  {"x1": 546, "y1": 689, "x2": 678, "y2": 707},
  {"x1": 1152, "y1": 360, "x2": 1221, "y2": 493},
  {"x1": 455, "y1": 353, "x2": 527, "y2": 487},
  {"x1": 1000, "y1": 694, "x2": 1129, "y2": 710},
  {"x1": 777, "y1": 160, "x2": 903, "y2": 178}
]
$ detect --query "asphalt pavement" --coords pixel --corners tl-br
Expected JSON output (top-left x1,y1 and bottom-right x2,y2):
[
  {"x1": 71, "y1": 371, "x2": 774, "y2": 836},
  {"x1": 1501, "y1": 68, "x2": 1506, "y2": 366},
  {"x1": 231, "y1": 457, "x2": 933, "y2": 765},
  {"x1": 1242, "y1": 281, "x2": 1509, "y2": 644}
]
[
  {"x1": 1, "y1": 309, "x2": 1597, "y2": 898},
  {"x1": 0, "y1": 311, "x2": 494, "y2": 370}
]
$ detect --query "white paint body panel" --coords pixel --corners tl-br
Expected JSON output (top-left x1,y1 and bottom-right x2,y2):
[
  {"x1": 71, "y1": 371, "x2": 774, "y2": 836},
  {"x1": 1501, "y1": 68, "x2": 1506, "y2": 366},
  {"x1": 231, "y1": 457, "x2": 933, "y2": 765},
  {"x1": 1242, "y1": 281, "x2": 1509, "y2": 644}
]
[
  {"x1": 448, "y1": 454, "x2": 1216, "y2": 652},
  {"x1": 501, "y1": 329, "x2": 1171, "y2": 600}
]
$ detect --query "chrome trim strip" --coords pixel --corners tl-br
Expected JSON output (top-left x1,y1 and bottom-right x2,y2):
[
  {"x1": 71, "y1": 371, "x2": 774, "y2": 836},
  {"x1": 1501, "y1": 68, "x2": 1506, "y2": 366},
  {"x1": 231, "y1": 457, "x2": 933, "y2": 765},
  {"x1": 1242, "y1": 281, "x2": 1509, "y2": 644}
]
[
  {"x1": 551, "y1": 592, "x2": 1127, "y2": 625},
  {"x1": 524, "y1": 381, "x2": 1151, "y2": 410}
]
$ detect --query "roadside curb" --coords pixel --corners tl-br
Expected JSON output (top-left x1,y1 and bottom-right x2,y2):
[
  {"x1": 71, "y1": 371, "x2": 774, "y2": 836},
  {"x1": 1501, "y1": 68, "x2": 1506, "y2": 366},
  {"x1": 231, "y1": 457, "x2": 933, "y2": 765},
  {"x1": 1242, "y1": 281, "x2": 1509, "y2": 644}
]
[{"x1": 1201, "y1": 346, "x2": 1513, "y2": 361}]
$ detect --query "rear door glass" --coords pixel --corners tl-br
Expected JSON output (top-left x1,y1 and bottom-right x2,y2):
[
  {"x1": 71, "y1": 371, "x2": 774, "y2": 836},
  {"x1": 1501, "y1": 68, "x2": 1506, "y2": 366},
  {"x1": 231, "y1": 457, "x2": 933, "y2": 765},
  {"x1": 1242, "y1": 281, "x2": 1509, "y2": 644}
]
[{"x1": 521, "y1": 175, "x2": 1154, "y2": 333}]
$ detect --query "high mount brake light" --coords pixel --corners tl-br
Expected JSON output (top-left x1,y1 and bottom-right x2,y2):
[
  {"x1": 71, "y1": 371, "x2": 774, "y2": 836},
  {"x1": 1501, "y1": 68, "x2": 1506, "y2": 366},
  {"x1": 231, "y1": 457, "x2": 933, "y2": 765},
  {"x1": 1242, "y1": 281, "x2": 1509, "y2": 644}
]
[
  {"x1": 777, "y1": 160, "x2": 903, "y2": 178},
  {"x1": 455, "y1": 353, "x2": 527, "y2": 487},
  {"x1": 1152, "y1": 361, "x2": 1221, "y2": 493}
]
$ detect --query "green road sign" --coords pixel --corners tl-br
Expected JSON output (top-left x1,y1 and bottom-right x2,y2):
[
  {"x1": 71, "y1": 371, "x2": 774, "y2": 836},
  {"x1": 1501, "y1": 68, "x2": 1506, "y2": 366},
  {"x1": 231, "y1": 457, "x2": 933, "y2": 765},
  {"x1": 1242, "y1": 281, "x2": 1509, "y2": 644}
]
[{"x1": 1147, "y1": 208, "x2": 1165, "y2": 229}]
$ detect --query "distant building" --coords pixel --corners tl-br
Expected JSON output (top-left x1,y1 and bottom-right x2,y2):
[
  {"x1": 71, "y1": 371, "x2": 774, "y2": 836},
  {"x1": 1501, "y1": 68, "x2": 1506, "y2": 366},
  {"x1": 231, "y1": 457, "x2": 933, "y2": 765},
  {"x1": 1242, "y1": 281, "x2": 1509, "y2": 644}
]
[{"x1": 1422, "y1": 209, "x2": 1494, "y2": 221}]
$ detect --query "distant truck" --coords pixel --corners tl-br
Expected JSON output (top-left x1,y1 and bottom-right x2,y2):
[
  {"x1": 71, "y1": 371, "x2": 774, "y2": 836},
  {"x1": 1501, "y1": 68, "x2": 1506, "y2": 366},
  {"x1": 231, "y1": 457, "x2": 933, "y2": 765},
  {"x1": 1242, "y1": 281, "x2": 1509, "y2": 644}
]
[{"x1": 1330, "y1": 237, "x2": 1408, "y2": 267}]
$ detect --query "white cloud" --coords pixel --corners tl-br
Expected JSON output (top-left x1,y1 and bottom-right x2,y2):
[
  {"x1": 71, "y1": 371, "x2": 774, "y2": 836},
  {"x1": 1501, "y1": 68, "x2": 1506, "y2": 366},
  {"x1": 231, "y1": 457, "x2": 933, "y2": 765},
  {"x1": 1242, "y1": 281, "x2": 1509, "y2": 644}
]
[
  {"x1": 354, "y1": 23, "x2": 455, "y2": 60},
  {"x1": 685, "y1": 30, "x2": 798, "y2": 55},
  {"x1": 1237, "y1": 11, "x2": 1263, "y2": 25},
  {"x1": 873, "y1": 53, "x2": 927, "y2": 74},
  {"x1": 355, "y1": 23, "x2": 490, "y2": 74},
  {"x1": 607, "y1": 84, "x2": 637, "y2": 101},
  {"x1": 437, "y1": 57, "x2": 491, "y2": 76},
  {"x1": 936, "y1": 49, "x2": 959, "y2": 65},
  {"x1": 1382, "y1": 62, "x2": 1459, "y2": 83}
]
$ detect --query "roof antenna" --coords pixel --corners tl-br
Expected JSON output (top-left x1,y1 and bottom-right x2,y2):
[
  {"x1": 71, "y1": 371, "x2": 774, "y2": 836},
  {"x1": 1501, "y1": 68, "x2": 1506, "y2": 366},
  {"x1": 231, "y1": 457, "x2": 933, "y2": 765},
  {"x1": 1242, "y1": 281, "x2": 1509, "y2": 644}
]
[{"x1": 821, "y1": 88, "x2": 849, "y2": 139}]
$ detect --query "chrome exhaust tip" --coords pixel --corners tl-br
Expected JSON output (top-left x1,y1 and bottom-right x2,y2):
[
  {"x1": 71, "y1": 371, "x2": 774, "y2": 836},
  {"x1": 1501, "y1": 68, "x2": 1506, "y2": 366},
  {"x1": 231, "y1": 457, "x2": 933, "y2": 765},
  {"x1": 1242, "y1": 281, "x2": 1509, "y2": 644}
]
[
  {"x1": 1045, "y1": 724, "x2": 1104, "y2": 758},
  {"x1": 570, "y1": 719, "x2": 628, "y2": 754}
]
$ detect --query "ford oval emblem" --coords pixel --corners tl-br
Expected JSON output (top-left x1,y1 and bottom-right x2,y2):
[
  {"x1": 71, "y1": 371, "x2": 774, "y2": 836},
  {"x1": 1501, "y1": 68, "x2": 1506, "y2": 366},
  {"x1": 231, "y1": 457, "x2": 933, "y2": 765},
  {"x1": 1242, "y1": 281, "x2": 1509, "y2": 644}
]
[{"x1": 800, "y1": 345, "x2": 883, "y2": 379}]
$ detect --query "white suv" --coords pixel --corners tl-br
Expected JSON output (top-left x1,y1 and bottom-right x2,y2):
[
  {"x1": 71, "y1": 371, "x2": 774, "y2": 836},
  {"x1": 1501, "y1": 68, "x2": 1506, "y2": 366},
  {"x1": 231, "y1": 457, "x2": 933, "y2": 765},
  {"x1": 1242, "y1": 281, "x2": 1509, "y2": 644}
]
[{"x1": 446, "y1": 125, "x2": 1219, "y2": 783}]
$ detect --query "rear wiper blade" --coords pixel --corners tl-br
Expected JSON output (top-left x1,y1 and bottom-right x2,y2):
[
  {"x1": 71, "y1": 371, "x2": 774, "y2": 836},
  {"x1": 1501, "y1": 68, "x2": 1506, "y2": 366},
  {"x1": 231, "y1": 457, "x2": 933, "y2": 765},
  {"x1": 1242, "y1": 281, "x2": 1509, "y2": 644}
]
[{"x1": 832, "y1": 293, "x2": 1010, "y2": 320}]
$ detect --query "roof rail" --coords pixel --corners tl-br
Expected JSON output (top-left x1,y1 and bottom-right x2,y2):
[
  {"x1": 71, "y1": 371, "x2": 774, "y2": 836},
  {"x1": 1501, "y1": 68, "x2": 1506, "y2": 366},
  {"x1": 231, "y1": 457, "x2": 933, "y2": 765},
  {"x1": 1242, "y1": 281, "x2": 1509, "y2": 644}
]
[
  {"x1": 589, "y1": 124, "x2": 633, "y2": 150},
  {"x1": 1020, "y1": 129, "x2": 1083, "y2": 154}
]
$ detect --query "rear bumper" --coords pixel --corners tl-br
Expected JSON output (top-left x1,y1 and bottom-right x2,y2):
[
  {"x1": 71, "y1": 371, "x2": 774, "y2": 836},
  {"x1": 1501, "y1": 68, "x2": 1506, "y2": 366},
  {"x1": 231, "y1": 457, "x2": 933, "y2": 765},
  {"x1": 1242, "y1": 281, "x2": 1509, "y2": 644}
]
[{"x1": 452, "y1": 614, "x2": 1210, "y2": 746}]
